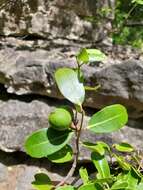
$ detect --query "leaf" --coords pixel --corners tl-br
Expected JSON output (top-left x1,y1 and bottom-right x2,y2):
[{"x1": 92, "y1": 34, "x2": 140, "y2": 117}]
[
  {"x1": 32, "y1": 173, "x2": 54, "y2": 190},
  {"x1": 82, "y1": 142, "x2": 105, "y2": 155},
  {"x1": 114, "y1": 154, "x2": 131, "y2": 171},
  {"x1": 137, "y1": 182, "x2": 143, "y2": 190},
  {"x1": 84, "y1": 85, "x2": 101, "y2": 91},
  {"x1": 111, "y1": 181, "x2": 128, "y2": 190},
  {"x1": 47, "y1": 145, "x2": 73, "y2": 163},
  {"x1": 113, "y1": 169, "x2": 140, "y2": 190},
  {"x1": 76, "y1": 48, "x2": 106, "y2": 64},
  {"x1": 82, "y1": 141, "x2": 110, "y2": 155},
  {"x1": 25, "y1": 128, "x2": 73, "y2": 158},
  {"x1": 55, "y1": 68, "x2": 85, "y2": 105},
  {"x1": 87, "y1": 104, "x2": 128, "y2": 133},
  {"x1": 78, "y1": 183, "x2": 103, "y2": 190},
  {"x1": 56, "y1": 185, "x2": 75, "y2": 190},
  {"x1": 79, "y1": 167, "x2": 89, "y2": 184},
  {"x1": 91, "y1": 152, "x2": 111, "y2": 179},
  {"x1": 132, "y1": 0, "x2": 143, "y2": 5},
  {"x1": 113, "y1": 142, "x2": 134, "y2": 153}
]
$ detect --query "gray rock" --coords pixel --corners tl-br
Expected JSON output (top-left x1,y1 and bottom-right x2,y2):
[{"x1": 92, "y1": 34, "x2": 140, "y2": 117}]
[
  {"x1": 0, "y1": 96, "x2": 143, "y2": 157},
  {"x1": 0, "y1": 0, "x2": 114, "y2": 42},
  {"x1": 0, "y1": 150, "x2": 72, "y2": 190},
  {"x1": 0, "y1": 48, "x2": 143, "y2": 118}
]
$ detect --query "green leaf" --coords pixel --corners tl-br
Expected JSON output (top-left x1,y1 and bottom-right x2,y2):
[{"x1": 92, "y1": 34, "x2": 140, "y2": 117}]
[
  {"x1": 113, "y1": 169, "x2": 140, "y2": 190},
  {"x1": 56, "y1": 185, "x2": 75, "y2": 190},
  {"x1": 137, "y1": 182, "x2": 143, "y2": 190},
  {"x1": 25, "y1": 128, "x2": 73, "y2": 158},
  {"x1": 84, "y1": 85, "x2": 100, "y2": 91},
  {"x1": 113, "y1": 142, "x2": 134, "y2": 153},
  {"x1": 76, "y1": 48, "x2": 106, "y2": 64},
  {"x1": 82, "y1": 141, "x2": 110, "y2": 155},
  {"x1": 82, "y1": 142, "x2": 105, "y2": 155},
  {"x1": 79, "y1": 167, "x2": 89, "y2": 184},
  {"x1": 55, "y1": 68, "x2": 85, "y2": 105},
  {"x1": 87, "y1": 104, "x2": 128, "y2": 133},
  {"x1": 132, "y1": 0, "x2": 143, "y2": 5},
  {"x1": 111, "y1": 181, "x2": 128, "y2": 190},
  {"x1": 114, "y1": 154, "x2": 131, "y2": 171},
  {"x1": 47, "y1": 145, "x2": 73, "y2": 163},
  {"x1": 32, "y1": 173, "x2": 54, "y2": 190},
  {"x1": 91, "y1": 152, "x2": 111, "y2": 179},
  {"x1": 78, "y1": 183, "x2": 103, "y2": 190}
]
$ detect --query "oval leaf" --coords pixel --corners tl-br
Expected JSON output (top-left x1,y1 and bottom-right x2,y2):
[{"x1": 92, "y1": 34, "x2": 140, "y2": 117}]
[
  {"x1": 55, "y1": 68, "x2": 85, "y2": 105},
  {"x1": 87, "y1": 104, "x2": 128, "y2": 133},
  {"x1": 91, "y1": 152, "x2": 111, "y2": 179},
  {"x1": 32, "y1": 173, "x2": 54, "y2": 190},
  {"x1": 47, "y1": 145, "x2": 73, "y2": 163},
  {"x1": 25, "y1": 128, "x2": 73, "y2": 158},
  {"x1": 113, "y1": 142, "x2": 134, "y2": 153},
  {"x1": 76, "y1": 48, "x2": 106, "y2": 63}
]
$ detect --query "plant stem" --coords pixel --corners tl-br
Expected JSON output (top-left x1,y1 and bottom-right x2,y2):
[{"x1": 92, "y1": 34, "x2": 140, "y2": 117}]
[{"x1": 56, "y1": 110, "x2": 84, "y2": 187}]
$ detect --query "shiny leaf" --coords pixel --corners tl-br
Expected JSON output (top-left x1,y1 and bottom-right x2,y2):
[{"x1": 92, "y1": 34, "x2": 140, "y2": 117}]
[
  {"x1": 55, "y1": 68, "x2": 85, "y2": 105},
  {"x1": 113, "y1": 142, "x2": 134, "y2": 152},
  {"x1": 25, "y1": 128, "x2": 73, "y2": 158},
  {"x1": 87, "y1": 104, "x2": 128, "y2": 133},
  {"x1": 47, "y1": 145, "x2": 73, "y2": 163},
  {"x1": 78, "y1": 183, "x2": 103, "y2": 190},
  {"x1": 91, "y1": 152, "x2": 111, "y2": 179},
  {"x1": 76, "y1": 48, "x2": 106, "y2": 63},
  {"x1": 79, "y1": 167, "x2": 89, "y2": 184},
  {"x1": 82, "y1": 142, "x2": 105, "y2": 155}
]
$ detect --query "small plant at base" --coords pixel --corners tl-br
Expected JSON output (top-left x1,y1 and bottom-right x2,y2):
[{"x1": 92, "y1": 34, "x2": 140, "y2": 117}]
[{"x1": 24, "y1": 48, "x2": 143, "y2": 190}]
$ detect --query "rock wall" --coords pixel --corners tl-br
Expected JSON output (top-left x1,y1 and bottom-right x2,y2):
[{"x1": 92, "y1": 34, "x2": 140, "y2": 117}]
[{"x1": 0, "y1": 1, "x2": 143, "y2": 189}]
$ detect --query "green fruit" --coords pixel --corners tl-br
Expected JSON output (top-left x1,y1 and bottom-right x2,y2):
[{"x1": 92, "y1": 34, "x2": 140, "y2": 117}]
[
  {"x1": 60, "y1": 105, "x2": 74, "y2": 120},
  {"x1": 48, "y1": 108, "x2": 72, "y2": 131}
]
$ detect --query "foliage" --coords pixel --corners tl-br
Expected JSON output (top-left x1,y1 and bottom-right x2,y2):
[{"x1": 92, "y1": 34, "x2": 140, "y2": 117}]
[
  {"x1": 24, "y1": 48, "x2": 143, "y2": 189},
  {"x1": 113, "y1": 0, "x2": 143, "y2": 49}
]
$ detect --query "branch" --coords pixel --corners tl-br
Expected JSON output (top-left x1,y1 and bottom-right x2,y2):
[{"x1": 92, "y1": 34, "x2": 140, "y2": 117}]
[
  {"x1": 56, "y1": 110, "x2": 84, "y2": 187},
  {"x1": 125, "y1": 21, "x2": 143, "y2": 26}
]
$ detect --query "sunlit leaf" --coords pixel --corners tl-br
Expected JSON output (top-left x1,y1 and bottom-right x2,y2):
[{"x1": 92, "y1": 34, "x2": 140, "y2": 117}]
[
  {"x1": 82, "y1": 142, "x2": 105, "y2": 155},
  {"x1": 87, "y1": 104, "x2": 128, "y2": 133},
  {"x1": 25, "y1": 128, "x2": 73, "y2": 158},
  {"x1": 56, "y1": 185, "x2": 75, "y2": 190},
  {"x1": 78, "y1": 183, "x2": 103, "y2": 190},
  {"x1": 132, "y1": 0, "x2": 143, "y2": 5},
  {"x1": 76, "y1": 48, "x2": 106, "y2": 64},
  {"x1": 113, "y1": 142, "x2": 134, "y2": 153},
  {"x1": 91, "y1": 152, "x2": 111, "y2": 179},
  {"x1": 79, "y1": 167, "x2": 89, "y2": 184},
  {"x1": 111, "y1": 181, "x2": 128, "y2": 190},
  {"x1": 32, "y1": 173, "x2": 54, "y2": 190},
  {"x1": 47, "y1": 145, "x2": 73, "y2": 163},
  {"x1": 114, "y1": 154, "x2": 131, "y2": 171},
  {"x1": 82, "y1": 141, "x2": 110, "y2": 155},
  {"x1": 55, "y1": 68, "x2": 85, "y2": 105}
]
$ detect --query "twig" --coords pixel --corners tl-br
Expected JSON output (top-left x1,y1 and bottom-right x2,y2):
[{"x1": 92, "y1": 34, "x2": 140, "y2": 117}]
[{"x1": 56, "y1": 110, "x2": 84, "y2": 187}]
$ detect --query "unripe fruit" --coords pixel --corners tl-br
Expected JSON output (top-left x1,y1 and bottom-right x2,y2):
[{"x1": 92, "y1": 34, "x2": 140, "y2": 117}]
[{"x1": 48, "y1": 108, "x2": 72, "y2": 131}]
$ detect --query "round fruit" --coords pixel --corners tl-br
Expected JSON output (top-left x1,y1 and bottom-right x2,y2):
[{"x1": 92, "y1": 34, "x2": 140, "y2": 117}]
[{"x1": 48, "y1": 108, "x2": 72, "y2": 131}]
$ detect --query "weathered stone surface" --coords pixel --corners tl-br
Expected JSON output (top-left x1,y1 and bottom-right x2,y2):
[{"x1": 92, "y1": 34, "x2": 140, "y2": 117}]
[
  {"x1": 0, "y1": 150, "x2": 74, "y2": 190},
  {"x1": 0, "y1": 95, "x2": 143, "y2": 157},
  {"x1": 0, "y1": 48, "x2": 143, "y2": 118},
  {"x1": 0, "y1": 0, "x2": 113, "y2": 42}
]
